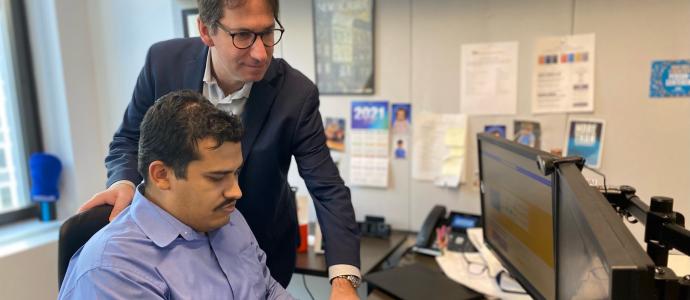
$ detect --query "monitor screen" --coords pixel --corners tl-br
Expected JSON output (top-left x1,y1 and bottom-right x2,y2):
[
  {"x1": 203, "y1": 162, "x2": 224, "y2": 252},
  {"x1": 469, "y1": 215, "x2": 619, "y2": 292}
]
[
  {"x1": 555, "y1": 163, "x2": 655, "y2": 299},
  {"x1": 478, "y1": 133, "x2": 556, "y2": 300}
]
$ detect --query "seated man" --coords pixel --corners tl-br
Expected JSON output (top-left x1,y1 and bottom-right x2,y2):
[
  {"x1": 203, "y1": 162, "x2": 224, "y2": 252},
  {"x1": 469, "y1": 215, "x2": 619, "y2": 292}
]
[{"x1": 59, "y1": 90, "x2": 292, "y2": 299}]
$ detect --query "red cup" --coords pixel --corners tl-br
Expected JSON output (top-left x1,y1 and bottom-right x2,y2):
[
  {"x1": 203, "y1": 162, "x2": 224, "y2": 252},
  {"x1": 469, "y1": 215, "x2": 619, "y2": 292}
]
[{"x1": 297, "y1": 224, "x2": 308, "y2": 253}]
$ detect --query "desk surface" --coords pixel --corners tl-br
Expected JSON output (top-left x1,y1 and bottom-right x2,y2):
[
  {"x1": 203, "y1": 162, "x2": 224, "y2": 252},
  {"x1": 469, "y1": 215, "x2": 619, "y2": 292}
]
[
  {"x1": 295, "y1": 230, "x2": 410, "y2": 277},
  {"x1": 365, "y1": 263, "x2": 483, "y2": 300}
]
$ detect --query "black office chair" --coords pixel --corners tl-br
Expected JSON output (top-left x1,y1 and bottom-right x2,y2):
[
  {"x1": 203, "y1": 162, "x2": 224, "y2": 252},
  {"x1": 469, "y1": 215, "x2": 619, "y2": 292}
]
[{"x1": 57, "y1": 205, "x2": 113, "y2": 288}]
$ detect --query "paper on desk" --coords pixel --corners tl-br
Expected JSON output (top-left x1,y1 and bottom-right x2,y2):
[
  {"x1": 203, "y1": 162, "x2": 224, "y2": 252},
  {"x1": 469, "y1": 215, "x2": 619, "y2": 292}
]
[
  {"x1": 436, "y1": 252, "x2": 532, "y2": 299},
  {"x1": 669, "y1": 253, "x2": 690, "y2": 276}
]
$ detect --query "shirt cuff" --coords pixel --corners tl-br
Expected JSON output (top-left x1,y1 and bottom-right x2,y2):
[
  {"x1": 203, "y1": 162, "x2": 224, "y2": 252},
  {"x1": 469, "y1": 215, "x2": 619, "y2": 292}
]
[
  {"x1": 328, "y1": 264, "x2": 361, "y2": 282},
  {"x1": 109, "y1": 180, "x2": 136, "y2": 190}
]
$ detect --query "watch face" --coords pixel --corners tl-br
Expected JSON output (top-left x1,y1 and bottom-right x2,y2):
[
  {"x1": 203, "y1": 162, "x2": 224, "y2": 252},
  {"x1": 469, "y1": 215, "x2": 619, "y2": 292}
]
[
  {"x1": 334, "y1": 275, "x2": 361, "y2": 288},
  {"x1": 347, "y1": 275, "x2": 361, "y2": 288}
]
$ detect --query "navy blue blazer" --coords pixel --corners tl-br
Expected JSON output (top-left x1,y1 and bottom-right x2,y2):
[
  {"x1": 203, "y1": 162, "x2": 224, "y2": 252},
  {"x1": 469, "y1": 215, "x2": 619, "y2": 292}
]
[{"x1": 105, "y1": 38, "x2": 360, "y2": 287}]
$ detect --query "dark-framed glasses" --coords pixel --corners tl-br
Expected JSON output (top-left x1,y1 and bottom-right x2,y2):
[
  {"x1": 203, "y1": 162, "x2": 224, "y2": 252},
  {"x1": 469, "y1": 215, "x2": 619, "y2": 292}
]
[{"x1": 215, "y1": 19, "x2": 285, "y2": 49}]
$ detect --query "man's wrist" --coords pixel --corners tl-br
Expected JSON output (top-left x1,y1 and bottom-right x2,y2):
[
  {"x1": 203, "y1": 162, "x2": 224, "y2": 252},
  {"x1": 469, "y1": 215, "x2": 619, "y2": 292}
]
[
  {"x1": 330, "y1": 274, "x2": 361, "y2": 289},
  {"x1": 109, "y1": 180, "x2": 135, "y2": 190},
  {"x1": 328, "y1": 264, "x2": 361, "y2": 281}
]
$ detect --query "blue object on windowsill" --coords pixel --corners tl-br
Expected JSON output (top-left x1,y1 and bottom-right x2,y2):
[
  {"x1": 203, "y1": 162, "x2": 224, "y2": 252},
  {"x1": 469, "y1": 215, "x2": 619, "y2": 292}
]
[{"x1": 29, "y1": 153, "x2": 62, "y2": 221}]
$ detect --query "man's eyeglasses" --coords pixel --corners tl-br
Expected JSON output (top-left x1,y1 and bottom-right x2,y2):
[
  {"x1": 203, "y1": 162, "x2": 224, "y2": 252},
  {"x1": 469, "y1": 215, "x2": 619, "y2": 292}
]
[{"x1": 215, "y1": 19, "x2": 285, "y2": 50}]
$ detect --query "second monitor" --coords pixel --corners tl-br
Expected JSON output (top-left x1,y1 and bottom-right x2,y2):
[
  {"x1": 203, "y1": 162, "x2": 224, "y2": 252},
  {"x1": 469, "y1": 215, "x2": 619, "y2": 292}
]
[{"x1": 478, "y1": 132, "x2": 556, "y2": 300}]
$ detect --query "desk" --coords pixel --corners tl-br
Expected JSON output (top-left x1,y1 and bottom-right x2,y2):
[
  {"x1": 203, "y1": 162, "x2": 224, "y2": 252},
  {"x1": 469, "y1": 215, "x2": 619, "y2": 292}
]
[
  {"x1": 293, "y1": 230, "x2": 482, "y2": 299},
  {"x1": 365, "y1": 263, "x2": 482, "y2": 300},
  {"x1": 295, "y1": 230, "x2": 410, "y2": 277},
  {"x1": 363, "y1": 237, "x2": 483, "y2": 300}
]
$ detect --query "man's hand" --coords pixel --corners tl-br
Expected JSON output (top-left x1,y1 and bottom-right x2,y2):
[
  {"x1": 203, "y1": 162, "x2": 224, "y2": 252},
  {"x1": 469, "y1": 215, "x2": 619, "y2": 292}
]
[
  {"x1": 329, "y1": 278, "x2": 359, "y2": 300},
  {"x1": 78, "y1": 183, "x2": 135, "y2": 221}
]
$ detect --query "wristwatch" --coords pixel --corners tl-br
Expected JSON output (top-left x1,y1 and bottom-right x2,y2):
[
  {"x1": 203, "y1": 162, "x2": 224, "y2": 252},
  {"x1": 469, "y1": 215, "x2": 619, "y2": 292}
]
[{"x1": 331, "y1": 274, "x2": 361, "y2": 288}]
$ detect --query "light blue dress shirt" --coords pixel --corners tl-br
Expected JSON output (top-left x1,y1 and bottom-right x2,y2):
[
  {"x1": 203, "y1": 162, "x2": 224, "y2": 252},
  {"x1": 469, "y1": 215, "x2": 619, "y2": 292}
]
[{"x1": 58, "y1": 187, "x2": 292, "y2": 300}]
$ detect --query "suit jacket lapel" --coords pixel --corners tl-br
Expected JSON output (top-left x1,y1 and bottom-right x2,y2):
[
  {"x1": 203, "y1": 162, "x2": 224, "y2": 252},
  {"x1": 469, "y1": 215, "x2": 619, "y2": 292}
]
[
  {"x1": 182, "y1": 45, "x2": 208, "y2": 92},
  {"x1": 241, "y1": 60, "x2": 281, "y2": 162},
  {"x1": 182, "y1": 43, "x2": 281, "y2": 162}
]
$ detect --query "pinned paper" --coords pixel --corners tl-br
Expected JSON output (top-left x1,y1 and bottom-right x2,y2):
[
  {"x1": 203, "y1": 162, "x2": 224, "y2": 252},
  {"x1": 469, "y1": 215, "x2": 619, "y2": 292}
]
[{"x1": 412, "y1": 112, "x2": 468, "y2": 188}]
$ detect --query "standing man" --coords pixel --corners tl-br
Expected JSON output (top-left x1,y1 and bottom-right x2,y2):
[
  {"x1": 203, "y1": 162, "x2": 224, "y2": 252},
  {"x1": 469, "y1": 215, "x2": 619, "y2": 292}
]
[{"x1": 79, "y1": 0, "x2": 360, "y2": 297}]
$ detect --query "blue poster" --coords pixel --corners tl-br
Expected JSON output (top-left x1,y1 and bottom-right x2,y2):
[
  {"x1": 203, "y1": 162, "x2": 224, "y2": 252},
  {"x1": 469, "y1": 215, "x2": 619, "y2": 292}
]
[
  {"x1": 351, "y1": 101, "x2": 389, "y2": 129},
  {"x1": 650, "y1": 60, "x2": 690, "y2": 97},
  {"x1": 565, "y1": 119, "x2": 605, "y2": 168}
]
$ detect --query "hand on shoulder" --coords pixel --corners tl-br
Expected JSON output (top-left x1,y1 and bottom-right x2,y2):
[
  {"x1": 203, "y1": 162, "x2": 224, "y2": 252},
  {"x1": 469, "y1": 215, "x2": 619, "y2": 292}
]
[{"x1": 79, "y1": 182, "x2": 135, "y2": 221}]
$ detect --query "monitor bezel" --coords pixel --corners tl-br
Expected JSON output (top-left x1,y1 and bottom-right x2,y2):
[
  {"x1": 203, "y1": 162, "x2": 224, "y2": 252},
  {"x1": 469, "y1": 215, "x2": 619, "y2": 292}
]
[
  {"x1": 553, "y1": 163, "x2": 656, "y2": 299},
  {"x1": 477, "y1": 132, "x2": 557, "y2": 300}
]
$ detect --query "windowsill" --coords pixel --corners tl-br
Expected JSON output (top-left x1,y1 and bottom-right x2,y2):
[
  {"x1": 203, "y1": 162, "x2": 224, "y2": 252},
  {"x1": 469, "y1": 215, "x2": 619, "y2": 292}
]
[{"x1": 0, "y1": 219, "x2": 62, "y2": 258}]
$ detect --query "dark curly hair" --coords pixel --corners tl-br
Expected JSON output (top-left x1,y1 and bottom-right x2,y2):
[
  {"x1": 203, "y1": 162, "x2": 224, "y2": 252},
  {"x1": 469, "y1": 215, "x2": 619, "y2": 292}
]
[{"x1": 138, "y1": 90, "x2": 244, "y2": 181}]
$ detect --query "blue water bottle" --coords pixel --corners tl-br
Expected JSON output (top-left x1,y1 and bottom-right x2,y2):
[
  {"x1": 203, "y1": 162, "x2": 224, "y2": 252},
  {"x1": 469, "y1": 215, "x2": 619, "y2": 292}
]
[{"x1": 29, "y1": 153, "x2": 62, "y2": 221}]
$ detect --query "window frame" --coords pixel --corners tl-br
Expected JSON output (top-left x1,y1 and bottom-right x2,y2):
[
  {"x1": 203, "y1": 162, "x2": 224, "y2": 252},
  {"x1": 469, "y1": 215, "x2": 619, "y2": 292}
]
[{"x1": 0, "y1": 0, "x2": 44, "y2": 226}]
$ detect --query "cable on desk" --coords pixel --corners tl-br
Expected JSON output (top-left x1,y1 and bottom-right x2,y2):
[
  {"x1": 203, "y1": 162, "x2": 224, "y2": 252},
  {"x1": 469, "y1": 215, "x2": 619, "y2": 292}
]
[
  {"x1": 302, "y1": 274, "x2": 315, "y2": 300},
  {"x1": 495, "y1": 270, "x2": 528, "y2": 295}
]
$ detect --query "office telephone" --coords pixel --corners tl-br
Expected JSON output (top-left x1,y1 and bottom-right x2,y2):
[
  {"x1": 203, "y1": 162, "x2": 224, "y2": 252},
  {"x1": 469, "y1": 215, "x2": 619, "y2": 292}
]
[
  {"x1": 415, "y1": 205, "x2": 447, "y2": 249},
  {"x1": 413, "y1": 205, "x2": 481, "y2": 256}
]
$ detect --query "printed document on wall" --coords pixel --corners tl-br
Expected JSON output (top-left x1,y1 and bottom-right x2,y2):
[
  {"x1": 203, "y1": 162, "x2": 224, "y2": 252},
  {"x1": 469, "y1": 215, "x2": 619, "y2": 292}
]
[
  {"x1": 532, "y1": 33, "x2": 595, "y2": 113},
  {"x1": 460, "y1": 42, "x2": 518, "y2": 115},
  {"x1": 412, "y1": 112, "x2": 468, "y2": 188},
  {"x1": 349, "y1": 101, "x2": 389, "y2": 187}
]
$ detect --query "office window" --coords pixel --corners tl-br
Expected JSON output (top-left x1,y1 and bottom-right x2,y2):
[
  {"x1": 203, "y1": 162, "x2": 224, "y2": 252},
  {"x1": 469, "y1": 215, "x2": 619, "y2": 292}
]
[{"x1": 0, "y1": 0, "x2": 42, "y2": 224}]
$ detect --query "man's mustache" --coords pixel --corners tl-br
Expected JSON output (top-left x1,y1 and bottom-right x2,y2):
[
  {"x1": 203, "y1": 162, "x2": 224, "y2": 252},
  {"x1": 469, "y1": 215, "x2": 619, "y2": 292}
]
[{"x1": 214, "y1": 198, "x2": 237, "y2": 211}]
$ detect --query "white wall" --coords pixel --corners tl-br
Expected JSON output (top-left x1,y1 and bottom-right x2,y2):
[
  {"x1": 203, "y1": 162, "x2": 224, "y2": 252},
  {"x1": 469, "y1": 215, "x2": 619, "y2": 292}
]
[
  {"x1": 88, "y1": 0, "x2": 176, "y2": 142},
  {"x1": 24, "y1": 0, "x2": 690, "y2": 243},
  {"x1": 574, "y1": 0, "x2": 690, "y2": 240},
  {"x1": 25, "y1": 0, "x2": 177, "y2": 218},
  {"x1": 4, "y1": 1, "x2": 177, "y2": 299},
  {"x1": 0, "y1": 242, "x2": 58, "y2": 299},
  {"x1": 7, "y1": 0, "x2": 690, "y2": 298},
  {"x1": 38, "y1": 0, "x2": 687, "y2": 236},
  {"x1": 25, "y1": 0, "x2": 105, "y2": 222},
  {"x1": 283, "y1": 0, "x2": 417, "y2": 229},
  {"x1": 282, "y1": 0, "x2": 690, "y2": 233}
]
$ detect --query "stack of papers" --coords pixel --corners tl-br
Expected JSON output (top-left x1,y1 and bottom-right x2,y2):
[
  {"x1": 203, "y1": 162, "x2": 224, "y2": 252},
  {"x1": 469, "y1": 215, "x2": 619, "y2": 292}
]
[{"x1": 435, "y1": 228, "x2": 531, "y2": 299}]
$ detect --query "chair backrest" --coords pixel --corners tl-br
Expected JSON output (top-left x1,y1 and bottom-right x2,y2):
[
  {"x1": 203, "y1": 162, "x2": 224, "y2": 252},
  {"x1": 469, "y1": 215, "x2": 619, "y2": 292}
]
[{"x1": 57, "y1": 205, "x2": 113, "y2": 288}]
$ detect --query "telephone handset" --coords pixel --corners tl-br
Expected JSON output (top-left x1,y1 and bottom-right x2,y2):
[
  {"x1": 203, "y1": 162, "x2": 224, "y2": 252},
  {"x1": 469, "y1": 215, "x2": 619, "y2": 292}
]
[{"x1": 413, "y1": 205, "x2": 447, "y2": 255}]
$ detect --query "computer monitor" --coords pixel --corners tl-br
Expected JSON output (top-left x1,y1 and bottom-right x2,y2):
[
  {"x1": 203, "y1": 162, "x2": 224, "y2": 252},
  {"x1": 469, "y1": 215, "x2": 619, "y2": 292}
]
[
  {"x1": 554, "y1": 162, "x2": 655, "y2": 299},
  {"x1": 477, "y1": 133, "x2": 556, "y2": 300}
]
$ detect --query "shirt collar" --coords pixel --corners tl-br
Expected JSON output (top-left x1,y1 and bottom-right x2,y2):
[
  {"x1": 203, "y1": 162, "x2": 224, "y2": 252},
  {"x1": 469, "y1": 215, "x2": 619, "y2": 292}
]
[
  {"x1": 203, "y1": 48, "x2": 253, "y2": 105},
  {"x1": 130, "y1": 184, "x2": 205, "y2": 248}
]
